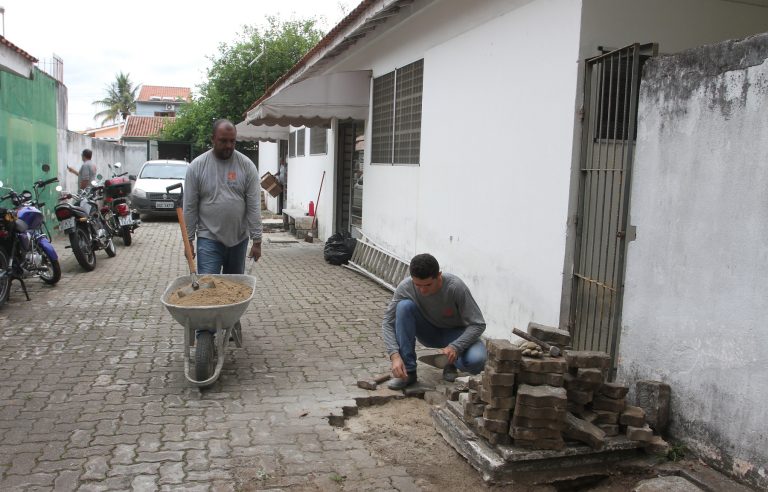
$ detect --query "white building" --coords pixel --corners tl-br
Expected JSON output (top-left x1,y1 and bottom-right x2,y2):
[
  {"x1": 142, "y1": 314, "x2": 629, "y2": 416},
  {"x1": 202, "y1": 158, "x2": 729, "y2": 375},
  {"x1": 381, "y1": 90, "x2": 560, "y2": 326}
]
[{"x1": 240, "y1": 2, "x2": 768, "y2": 486}]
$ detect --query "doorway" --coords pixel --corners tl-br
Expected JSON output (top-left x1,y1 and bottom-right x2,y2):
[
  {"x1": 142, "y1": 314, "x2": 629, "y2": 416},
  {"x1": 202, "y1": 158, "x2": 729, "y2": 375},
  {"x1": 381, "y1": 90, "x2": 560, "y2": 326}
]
[{"x1": 335, "y1": 121, "x2": 365, "y2": 236}]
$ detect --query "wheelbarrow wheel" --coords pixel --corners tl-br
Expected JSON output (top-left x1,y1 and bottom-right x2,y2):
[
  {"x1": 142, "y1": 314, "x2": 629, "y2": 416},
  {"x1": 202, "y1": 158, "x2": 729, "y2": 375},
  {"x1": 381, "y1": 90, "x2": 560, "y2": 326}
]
[{"x1": 195, "y1": 331, "x2": 215, "y2": 381}]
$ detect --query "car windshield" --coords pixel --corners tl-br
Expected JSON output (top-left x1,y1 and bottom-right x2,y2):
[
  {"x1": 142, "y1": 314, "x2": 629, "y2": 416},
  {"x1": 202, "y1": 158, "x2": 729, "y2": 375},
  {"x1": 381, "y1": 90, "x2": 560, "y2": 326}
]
[{"x1": 140, "y1": 164, "x2": 187, "y2": 179}]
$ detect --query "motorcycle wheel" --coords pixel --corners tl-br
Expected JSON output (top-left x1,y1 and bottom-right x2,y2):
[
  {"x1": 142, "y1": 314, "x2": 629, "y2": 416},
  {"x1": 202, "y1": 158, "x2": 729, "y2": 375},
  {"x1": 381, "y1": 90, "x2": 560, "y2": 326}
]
[
  {"x1": 121, "y1": 226, "x2": 132, "y2": 246},
  {"x1": 105, "y1": 238, "x2": 117, "y2": 257},
  {"x1": 0, "y1": 247, "x2": 9, "y2": 306},
  {"x1": 70, "y1": 227, "x2": 96, "y2": 271},
  {"x1": 195, "y1": 331, "x2": 216, "y2": 382},
  {"x1": 39, "y1": 249, "x2": 61, "y2": 285}
]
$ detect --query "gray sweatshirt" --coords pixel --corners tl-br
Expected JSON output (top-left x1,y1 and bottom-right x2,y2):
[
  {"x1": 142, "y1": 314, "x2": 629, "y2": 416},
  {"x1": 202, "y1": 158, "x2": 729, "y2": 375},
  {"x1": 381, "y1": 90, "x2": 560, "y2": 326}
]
[
  {"x1": 183, "y1": 150, "x2": 262, "y2": 247},
  {"x1": 381, "y1": 273, "x2": 486, "y2": 356}
]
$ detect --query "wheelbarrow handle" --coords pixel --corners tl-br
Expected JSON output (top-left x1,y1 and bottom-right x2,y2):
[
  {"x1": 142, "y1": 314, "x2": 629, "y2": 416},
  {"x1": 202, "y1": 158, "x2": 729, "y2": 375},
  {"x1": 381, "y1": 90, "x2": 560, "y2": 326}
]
[{"x1": 176, "y1": 206, "x2": 196, "y2": 274}]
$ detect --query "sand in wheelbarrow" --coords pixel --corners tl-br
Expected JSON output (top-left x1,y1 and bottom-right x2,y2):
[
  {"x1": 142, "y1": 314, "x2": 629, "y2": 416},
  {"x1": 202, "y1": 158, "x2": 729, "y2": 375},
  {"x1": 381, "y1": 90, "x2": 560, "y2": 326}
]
[{"x1": 167, "y1": 276, "x2": 252, "y2": 306}]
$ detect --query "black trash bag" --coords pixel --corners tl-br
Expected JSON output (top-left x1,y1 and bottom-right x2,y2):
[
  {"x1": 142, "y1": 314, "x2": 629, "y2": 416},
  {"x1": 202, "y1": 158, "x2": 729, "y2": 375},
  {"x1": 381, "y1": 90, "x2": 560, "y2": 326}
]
[{"x1": 324, "y1": 232, "x2": 357, "y2": 265}]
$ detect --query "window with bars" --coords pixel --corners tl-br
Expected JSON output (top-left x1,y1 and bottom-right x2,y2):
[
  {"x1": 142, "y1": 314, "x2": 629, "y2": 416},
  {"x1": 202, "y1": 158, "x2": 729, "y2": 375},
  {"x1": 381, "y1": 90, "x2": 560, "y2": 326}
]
[
  {"x1": 371, "y1": 59, "x2": 423, "y2": 165},
  {"x1": 296, "y1": 128, "x2": 306, "y2": 157},
  {"x1": 310, "y1": 127, "x2": 327, "y2": 155},
  {"x1": 289, "y1": 131, "x2": 296, "y2": 157}
]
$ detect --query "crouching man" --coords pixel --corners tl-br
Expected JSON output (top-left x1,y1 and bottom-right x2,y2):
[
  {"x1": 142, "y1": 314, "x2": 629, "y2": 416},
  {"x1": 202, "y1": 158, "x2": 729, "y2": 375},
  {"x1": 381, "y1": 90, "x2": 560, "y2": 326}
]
[{"x1": 382, "y1": 253, "x2": 487, "y2": 389}]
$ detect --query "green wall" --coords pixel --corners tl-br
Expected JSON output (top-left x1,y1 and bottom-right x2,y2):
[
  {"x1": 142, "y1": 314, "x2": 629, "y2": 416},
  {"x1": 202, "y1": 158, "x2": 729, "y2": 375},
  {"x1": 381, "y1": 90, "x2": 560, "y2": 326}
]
[{"x1": 0, "y1": 67, "x2": 59, "y2": 218}]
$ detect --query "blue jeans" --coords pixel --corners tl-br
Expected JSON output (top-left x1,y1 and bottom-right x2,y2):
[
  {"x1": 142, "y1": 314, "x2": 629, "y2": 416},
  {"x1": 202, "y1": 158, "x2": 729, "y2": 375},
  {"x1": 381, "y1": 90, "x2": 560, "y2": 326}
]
[
  {"x1": 395, "y1": 300, "x2": 487, "y2": 374},
  {"x1": 196, "y1": 237, "x2": 249, "y2": 275}
]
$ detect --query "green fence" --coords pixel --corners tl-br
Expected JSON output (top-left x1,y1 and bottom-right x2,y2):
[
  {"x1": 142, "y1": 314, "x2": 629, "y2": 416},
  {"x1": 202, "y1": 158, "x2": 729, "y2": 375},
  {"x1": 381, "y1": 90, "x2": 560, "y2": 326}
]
[{"x1": 0, "y1": 68, "x2": 59, "y2": 222}]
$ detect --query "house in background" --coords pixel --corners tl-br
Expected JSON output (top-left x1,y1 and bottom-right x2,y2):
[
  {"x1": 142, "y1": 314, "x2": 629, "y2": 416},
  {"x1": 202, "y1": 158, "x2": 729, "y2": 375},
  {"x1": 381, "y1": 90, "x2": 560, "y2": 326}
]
[
  {"x1": 81, "y1": 122, "x2": 122, "y2": 142},
  {"x1": 242, "y1": 0, "x2": 768, "y2": 488},
  {"x1": 135, "y1": 85, "x2": 190, "y2": 117},
  {"x1": 120, "y1": 85, "x2": 193, "y2": 163}
]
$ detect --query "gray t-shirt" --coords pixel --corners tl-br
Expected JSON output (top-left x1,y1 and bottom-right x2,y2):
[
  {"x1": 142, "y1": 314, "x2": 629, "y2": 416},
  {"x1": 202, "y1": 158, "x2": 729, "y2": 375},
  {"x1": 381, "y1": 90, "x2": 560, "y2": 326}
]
[
  {"x1": 183, "y1": 149, "x2": 262, "y2": 247},
  {"x1": 381, "y1": 272, "x2": 486, "y2": 356},
  {"x1": 79, "y1": 160, "x2": 96, "y2": 183}
]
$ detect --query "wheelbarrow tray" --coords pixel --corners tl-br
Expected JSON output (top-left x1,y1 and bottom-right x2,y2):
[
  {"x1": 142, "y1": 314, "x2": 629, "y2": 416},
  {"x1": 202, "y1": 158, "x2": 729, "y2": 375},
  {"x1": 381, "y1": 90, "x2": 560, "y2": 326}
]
[
  {"x1": 161, "y1": 274, "x2": 257, "y2": 330},
  {"x1": 161, "y1": 274, "x2": 257, "y2": 388}
]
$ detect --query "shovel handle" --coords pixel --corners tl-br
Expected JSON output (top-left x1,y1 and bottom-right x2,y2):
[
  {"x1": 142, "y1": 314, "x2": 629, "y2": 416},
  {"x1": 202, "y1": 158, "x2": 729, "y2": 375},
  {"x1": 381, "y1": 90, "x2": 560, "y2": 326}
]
[{"x1": 176, "y1": 207, "x2": 197, "y2": 274}]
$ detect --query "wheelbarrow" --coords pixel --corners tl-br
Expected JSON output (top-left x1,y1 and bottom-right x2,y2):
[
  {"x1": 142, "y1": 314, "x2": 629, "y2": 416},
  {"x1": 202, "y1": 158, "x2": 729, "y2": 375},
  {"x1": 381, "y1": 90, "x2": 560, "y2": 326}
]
[{"x1": 161, "y1": 274, "x2": 257, "y2": 387}]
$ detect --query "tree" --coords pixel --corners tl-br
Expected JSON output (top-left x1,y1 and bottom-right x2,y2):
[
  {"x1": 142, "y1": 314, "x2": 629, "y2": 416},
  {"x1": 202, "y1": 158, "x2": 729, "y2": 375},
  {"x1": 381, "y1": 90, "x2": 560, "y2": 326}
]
[
  {"x1": 93, "y1": 72, "x2": 139, "y2": 125},
  {"x1": 161, "y1": 17, "x2": 324, "y2": 154}
]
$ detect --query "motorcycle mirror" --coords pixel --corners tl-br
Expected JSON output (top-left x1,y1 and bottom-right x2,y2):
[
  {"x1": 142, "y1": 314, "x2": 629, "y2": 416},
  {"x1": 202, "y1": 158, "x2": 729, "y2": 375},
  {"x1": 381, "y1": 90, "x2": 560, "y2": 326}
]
[
  {"x1": 42, "y1": 164, "x2": 51, "y2": 173},
  {"x1": 55, "y1": 185, "x2": 63, "y2": 192},
  {"x1": 96, "y1": 174, "x2": 103, "y2": 180},
  {"x1": 114, "y1": 162, "x2": 122, "y2": 168}
]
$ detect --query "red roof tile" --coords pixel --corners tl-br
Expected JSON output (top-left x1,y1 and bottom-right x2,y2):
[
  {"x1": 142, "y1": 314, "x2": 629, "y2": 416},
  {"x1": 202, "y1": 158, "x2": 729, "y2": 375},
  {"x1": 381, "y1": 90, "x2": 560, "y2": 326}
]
[
  {"x1": 122, "y1": 115, "x2": 173, "y2": 138},
  {"x1": 137, "y1": 85, "x2": 191, "y2": 102},
  {"x1": 0, "y1": 35, "x2": 38, "y2": 63}
]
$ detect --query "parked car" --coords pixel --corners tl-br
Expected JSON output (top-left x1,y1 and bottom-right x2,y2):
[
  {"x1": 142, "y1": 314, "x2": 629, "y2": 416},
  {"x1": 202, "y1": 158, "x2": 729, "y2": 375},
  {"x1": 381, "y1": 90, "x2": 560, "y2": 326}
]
[{"x1": 130, "y1": 160, "x2": 189, "y2": 218}]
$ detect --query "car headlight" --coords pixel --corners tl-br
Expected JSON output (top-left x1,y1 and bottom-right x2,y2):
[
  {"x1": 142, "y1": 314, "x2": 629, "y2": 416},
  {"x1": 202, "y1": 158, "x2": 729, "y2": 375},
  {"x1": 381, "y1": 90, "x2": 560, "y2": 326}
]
[{"x1": 133, "y1": 188, "x2": 147, "y2": 198}]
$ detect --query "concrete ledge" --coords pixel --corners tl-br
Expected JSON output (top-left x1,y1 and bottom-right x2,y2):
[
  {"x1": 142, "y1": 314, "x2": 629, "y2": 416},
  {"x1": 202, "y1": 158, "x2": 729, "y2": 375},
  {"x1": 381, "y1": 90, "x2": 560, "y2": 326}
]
[{"x1": 432, "y1": 403, "x2": 645, "y2": 485}]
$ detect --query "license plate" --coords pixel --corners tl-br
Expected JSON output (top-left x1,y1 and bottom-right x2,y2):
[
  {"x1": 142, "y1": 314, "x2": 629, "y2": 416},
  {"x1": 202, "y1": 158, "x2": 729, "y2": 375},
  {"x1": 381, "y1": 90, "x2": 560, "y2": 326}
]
[
  {"x1": 118, "y1": 216, "x2": 133, "y2": 226},
  {"x1": 154, "y1": 201, "x2": 174, "y2": 209},
  {"x1": 60, "y1": 217, "x2": 75, "y2": 231}
]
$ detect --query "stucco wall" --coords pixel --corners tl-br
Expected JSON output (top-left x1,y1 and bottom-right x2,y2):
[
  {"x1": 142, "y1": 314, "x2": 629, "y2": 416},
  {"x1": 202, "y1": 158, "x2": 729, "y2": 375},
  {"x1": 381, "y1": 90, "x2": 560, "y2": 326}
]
[{"x1": 619, "y1": 34, "x2": 768, "y2": 489}]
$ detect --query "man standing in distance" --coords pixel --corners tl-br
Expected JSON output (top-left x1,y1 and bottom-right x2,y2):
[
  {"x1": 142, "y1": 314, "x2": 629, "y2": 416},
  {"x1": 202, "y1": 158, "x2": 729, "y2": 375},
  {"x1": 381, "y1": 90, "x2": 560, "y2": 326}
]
[
  {"x1": 67, "y1": 149, "x2": 97, "y2": 190},
  {"x1": 382, "y1": 253, "x2": 487, "y2": 389},
  {"x1": 183, "y1": 119, "x2": 262, "y2": 274}
]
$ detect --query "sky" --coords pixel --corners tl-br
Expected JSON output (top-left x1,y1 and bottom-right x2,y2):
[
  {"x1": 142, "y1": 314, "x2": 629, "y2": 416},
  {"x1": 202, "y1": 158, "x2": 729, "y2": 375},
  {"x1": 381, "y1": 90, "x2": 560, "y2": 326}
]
[{"x1": 1, "y1": 0, "x2": 360, "y2": 131}]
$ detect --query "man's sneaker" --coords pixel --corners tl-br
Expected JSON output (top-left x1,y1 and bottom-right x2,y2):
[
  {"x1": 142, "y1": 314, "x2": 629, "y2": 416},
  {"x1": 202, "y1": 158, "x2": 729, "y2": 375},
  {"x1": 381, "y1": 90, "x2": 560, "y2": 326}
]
[
  {"x1": 418, "y1": 353, "x2": 449, "y2": 369},
  {"x1": 443, "y1": 364, "x2": 458, "y2": 383},
  {"x1": 387, "y1": 372, "x2": 417, "y2": 390}
]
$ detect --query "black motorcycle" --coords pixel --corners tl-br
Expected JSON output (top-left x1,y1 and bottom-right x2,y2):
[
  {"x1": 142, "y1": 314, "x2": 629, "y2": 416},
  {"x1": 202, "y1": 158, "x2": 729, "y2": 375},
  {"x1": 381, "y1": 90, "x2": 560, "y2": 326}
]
[
  {"x1": 54, "y1": 181, "x2": 117, "y2": 271},
  {"x1": 104, "y1": 162, "x2": 140, "y2": 246}
]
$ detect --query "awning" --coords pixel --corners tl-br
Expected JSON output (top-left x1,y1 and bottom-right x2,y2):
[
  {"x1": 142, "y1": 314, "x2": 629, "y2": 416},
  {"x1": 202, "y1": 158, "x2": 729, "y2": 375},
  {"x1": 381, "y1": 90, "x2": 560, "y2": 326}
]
[
  {"x1": 246, "y1": 70, "x2": 371, "y2": 127},
  {"x1": 235, "y1": 121, "x2": 289, "y2": 143}
]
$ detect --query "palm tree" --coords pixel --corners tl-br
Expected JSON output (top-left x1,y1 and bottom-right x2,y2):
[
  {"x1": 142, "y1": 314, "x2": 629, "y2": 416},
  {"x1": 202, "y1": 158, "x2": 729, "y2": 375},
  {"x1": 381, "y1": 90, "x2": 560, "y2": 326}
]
[{"x1": 93, "y1": 72, "x2": 139, "y2": 125}]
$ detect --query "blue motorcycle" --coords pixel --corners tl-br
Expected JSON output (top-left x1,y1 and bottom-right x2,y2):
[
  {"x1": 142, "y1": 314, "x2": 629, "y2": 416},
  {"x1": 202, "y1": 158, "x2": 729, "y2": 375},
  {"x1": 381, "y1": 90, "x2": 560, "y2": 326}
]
[{"x1": 0, "y1": 171, "x2": 61, "y2": 305}]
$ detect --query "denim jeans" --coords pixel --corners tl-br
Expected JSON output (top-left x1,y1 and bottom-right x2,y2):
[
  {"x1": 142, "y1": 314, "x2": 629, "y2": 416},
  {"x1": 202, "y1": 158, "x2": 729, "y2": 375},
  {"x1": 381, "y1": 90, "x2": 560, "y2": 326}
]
[
  {"x1": 196, "y1": 237, "x2": 249, "y2": 275},
  {"x1": 395, "y1": 299, "x2": 487, "y2": 374}
]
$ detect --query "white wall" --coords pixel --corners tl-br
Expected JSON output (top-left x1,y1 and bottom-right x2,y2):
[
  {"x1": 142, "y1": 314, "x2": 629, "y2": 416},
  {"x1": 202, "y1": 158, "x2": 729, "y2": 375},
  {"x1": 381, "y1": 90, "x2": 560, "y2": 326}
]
[
  {"x1": 258, "y1": 141, "x2": 280, "y2": 213},
  {"x1": 619, "y1": 34, "x2": 768, "y2": 489},
  {"x1": 335, "y1": 0, "x2": 583, "y2": 338}
]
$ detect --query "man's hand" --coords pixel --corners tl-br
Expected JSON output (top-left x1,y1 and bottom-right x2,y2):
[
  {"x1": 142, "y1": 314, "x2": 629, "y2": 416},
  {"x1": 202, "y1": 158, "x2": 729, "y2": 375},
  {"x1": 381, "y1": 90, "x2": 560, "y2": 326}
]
[
  {"x1": 249, "y1": 242, "x2": 262, "y2": 262},
  {"x1": 390, "y1": 353, "x2": 407, "y2": 379},
  {"x1": 441, "y1": 346, "x2": 458, "y2": 365}
]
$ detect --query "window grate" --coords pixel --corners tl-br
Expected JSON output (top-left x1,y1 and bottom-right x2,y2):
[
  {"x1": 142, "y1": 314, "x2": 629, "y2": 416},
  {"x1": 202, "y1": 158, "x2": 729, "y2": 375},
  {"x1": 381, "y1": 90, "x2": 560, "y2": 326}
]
[
  {"x1": 309, "y1": 127, "x2": 327, "y2": 155},
  {"x1": 372, "y1": 71, "x2": 395, "y2": 164},
  {"x1": 288, "y1": 131, "x2": 296, "y2": 157},
  {"x1": 394, "y1": 59, "x2": 423, "y2": 164},
  {"x1": 296, "y1": 128, "x2": 306, "y2": 157}
]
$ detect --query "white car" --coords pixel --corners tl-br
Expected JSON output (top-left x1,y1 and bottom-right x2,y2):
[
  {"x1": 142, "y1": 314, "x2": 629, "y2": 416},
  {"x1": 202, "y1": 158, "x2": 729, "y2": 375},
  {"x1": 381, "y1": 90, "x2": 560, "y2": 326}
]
[{"x1": 130, "y1": 160, "x2": 189, "y2": 217}]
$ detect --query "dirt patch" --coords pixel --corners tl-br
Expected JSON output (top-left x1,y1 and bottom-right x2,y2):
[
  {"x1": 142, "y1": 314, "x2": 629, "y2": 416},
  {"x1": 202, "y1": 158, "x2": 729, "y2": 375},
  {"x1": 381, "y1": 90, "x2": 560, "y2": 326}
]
[
  {"x1": 167, "y1": 276, "x2": 252, "y2": 306},
  {"x1": 336, "y1": 398, "x2": 551, "y2": 491}
]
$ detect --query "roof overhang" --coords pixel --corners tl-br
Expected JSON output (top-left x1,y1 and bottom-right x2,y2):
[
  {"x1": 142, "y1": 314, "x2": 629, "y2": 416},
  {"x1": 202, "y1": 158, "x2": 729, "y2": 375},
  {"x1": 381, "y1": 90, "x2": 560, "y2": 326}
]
[
  {"x1": 0, "y1": 35, "x2": 38, "y2": 79},
  {"x1": 235, "y1": 121, "x2": 290, "y2": 143},
  {"x1": 245, "y1": 70, "x2": 371, "y2": 127}
]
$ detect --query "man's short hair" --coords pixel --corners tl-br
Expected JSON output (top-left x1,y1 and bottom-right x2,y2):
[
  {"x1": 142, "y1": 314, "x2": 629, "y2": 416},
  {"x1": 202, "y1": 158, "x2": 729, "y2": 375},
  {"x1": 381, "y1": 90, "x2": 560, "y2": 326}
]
[
  {"x1": 212, "y1": 118, "x2": 235, "y2": 136},
  {"x1": 410, "y1": 253, "x2": 440, "y2": 279},
  {"x1": 82, "y1": 149, "x2": 92, "y2": 159}
]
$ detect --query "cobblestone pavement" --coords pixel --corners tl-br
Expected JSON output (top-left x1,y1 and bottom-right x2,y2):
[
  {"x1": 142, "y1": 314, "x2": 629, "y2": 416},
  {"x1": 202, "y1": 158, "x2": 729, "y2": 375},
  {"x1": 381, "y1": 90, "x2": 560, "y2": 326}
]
[{"x1": 0, "y1": 221, "x2": 419, "y2": 491}]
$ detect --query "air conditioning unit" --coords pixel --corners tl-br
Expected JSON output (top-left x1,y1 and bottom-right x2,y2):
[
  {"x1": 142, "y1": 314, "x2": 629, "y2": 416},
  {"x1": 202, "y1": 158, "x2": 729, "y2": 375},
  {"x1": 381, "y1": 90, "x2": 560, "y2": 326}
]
[{"x1": 165, "y1": 104, "x2": 175, "y2": 110}]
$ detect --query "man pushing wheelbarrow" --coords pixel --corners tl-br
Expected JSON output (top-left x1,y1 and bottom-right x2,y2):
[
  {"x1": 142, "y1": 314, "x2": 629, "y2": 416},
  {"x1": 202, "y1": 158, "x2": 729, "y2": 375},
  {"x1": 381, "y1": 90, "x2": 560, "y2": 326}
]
[{"x1": 162, "y1": 119, "x2": 262, "y2": 387}]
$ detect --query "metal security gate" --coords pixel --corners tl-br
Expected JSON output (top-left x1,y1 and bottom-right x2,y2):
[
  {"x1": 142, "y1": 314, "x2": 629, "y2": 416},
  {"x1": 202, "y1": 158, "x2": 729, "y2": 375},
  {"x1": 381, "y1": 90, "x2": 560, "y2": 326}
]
[{"x1": 569, "y1": 43, "x2": 657, "y2": 371}]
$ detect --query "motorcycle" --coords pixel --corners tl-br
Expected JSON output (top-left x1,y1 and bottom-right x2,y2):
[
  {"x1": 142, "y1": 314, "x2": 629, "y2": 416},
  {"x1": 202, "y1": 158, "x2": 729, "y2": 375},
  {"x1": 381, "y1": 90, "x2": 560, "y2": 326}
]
[
  {"x1": 104, "y1": 162, "x2": 140, "y2": 246},
  {"x1": 54, "y1": 177, "x2": 117, "y2": 271},
  {"x1": 0, "y1": 168, "x2": 62, "y2": 306}
]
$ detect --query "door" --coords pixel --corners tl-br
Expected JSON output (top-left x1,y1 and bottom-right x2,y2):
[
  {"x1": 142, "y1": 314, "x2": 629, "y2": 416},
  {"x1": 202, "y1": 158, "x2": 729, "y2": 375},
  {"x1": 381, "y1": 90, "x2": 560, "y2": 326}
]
[
  {"x1": 335, "y1": 121, "x2": 365, "y2": 236},
  {"x1": 569, "y1": 43, "x2": 656, "y2": 373}
]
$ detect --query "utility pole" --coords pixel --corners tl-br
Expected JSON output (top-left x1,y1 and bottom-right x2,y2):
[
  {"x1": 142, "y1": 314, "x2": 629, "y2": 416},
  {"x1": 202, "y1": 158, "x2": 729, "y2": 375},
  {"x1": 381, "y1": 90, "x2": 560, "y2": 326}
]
[{"x1": 0, "y1": 6, "x2": 6, "y2": 37}]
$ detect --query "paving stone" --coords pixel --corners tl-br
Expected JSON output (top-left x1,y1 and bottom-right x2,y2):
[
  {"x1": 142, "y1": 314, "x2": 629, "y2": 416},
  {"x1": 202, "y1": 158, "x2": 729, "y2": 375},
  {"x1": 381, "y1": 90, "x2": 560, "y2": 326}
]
[
  {"x1": 482, "y1": 368, "x2": 516, "y2": 386},
  {"x1": 486, "y1": 339, "x2": 523, "y2": 361},
  {"x1": 566, "y1": 389, "x2": 593, "y2": 405},
  {"x1": 576, "y1": 368, "x2": 604, "y2": 383},
  {"x1": 516, "y1": 384, "x2": 567, "y2": 409},
  {"x1": 528, "y1": 322, "x2": 572, "y2": 346},
  {"x1": 598, "y1": 423, "x2": 620, "y2": 437},
  {"x1": 564, "y1": 350, "x2": 612, "y2": 369},
  {"x1": 518, "y1": 371, "x2": 564, "y2": 387},
  {"x1": 600, "y1": 382, "x2": 630, "y2": 399},
  {"x1": 511, "y1": 415, "x2": 567, "y2": 431},
  {"x1": 482, "y1": 418, "x2": 510, "y2": 434},
  {"x1": 627, "y1": 424, "x2": 654, "y2": 442},
  {"x1": 632, "y1": 476, "x2": 703, "y2": 492},
  {"x1": 483, "y1": 407, "x2": 511, "y2": 421},
  {"x1": 594, "y1": 409, "x2": 620, "y2": 424},
  {"x1": 520, "y1": 357, "x2": 568, "y2": 374},
  {"x1": 486, "y1": 358, "x2": 520, "y2": 374},
  {"x1": 479, "y1": 389, "x2": 516, "y2": 410},
  {"x1": 513, "y1": 404, "x2": 566, "y2": 421},
  {"x1": 563, "y1": 412, "x2": 605, "y2": 450},
  {"x1": 592, "y1": 395, "x2": 626, "y2": 413},
  {"x1": 621, "y1": 405, "x2": 647, "y2": 427},
  {"x1": 510, "y1": 426, "x2": 562, "y2": 440},
  {"x1": 636, "y1": 380, "x2": 671, "y2": 433}
]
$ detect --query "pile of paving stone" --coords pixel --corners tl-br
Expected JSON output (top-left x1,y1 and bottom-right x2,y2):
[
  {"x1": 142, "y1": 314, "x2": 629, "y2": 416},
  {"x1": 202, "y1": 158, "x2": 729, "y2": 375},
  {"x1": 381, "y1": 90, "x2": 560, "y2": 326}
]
[{"x1": 446, "y1": 322, "x2": 670, "y2": 453}]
